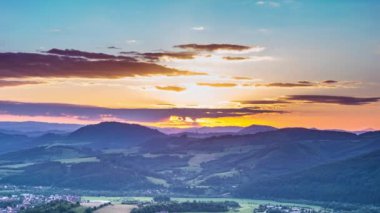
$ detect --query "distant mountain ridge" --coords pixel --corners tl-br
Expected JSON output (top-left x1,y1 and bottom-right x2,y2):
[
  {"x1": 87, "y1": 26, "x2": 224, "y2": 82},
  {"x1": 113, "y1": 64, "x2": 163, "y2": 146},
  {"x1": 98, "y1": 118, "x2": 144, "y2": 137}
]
[
  {"x1": 0, "y1": 121, "x2": 82, "y2": 136},
  {"x1": 157, "y1": 126, "x2": 243, "y2": 134},
  {"x1": 237, "y1": 124, "x2": 277, "y2": 135}
]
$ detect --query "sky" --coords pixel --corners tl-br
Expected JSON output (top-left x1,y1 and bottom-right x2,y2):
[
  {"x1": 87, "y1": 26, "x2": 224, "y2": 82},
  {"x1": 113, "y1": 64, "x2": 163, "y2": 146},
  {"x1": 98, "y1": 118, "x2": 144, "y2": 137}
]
[{"x1": 0, "y1": 0, "x2": 379, "y2": 130}]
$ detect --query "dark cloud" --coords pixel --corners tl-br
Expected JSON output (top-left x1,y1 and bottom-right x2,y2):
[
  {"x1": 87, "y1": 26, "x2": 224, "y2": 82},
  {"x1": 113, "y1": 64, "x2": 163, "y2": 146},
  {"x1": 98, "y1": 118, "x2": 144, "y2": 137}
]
[
  {"x1": 46, "y1": 48, "x2": 135, "y2": 60},
  {"x1": 0, "y1": 80, "x2": 43, "y2": 87},
  {"x1": 285, "y1": 95, "x2": 380, "y2": 105},
  {"x1": 254, "y1": 80, "x2": 355, "y2": 88},
  {"x1": 256, "y1": 81, "x2": 315, "y2": 87},
  {"x1": 0, "y1": 101, "x2": 283, "y2": 122},
  {"x1": 197, "y1": 82, "x2": 237, "y2": 87},
  {"x1": 174, "y1": 43, "x2": 253, "y2": 52},
  {"x1": 155, "y1": 85, "x2": 186, "y2": 92},
  {"x1": 237, "y1": 95, "x2": 380, "y2": 106},
  {"x1": 0, "y1": 50, "x2": 205, "y2": 79},
  {"x1": 323, "y1": 80, "x2": 338, "y2": 84},
  {"x1": 118, "y1": 43, "x2": 261, "y2": 62},
  {"x1": 107, "y1": 46, "x2": 121, "y2": 50}
]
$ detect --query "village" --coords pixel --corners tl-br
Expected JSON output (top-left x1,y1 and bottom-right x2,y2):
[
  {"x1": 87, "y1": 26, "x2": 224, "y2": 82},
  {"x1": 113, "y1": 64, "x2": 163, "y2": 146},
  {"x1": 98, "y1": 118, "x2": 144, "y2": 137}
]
[
  {"x1": 0, "y1": 193, "x2": 80, "y2": 213},
  {"x1": 253, "y1": 204, "x2": 330, "y2": 213}
]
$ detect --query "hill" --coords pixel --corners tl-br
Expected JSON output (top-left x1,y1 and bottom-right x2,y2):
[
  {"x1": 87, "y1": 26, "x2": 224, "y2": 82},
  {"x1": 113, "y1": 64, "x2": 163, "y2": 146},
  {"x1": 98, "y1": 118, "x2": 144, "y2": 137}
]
[
  {"x1": 0, "y1": 132, "x2": 33, "y2": 154},
  {"x1": 68, "y1": 122, "x2": 166, "y2": 148},
  {"x1": 236, "y1": 150, "x2": 380, "y2": 204}
]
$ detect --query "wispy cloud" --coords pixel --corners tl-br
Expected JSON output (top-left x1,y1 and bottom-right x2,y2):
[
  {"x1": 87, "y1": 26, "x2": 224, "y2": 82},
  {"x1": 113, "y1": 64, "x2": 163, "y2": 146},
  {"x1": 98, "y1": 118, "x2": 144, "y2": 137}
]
[
  {"x1": 255, "y1": 80, "x2": 359, "y2": 88},
  {"x1": 256, "y1": 1, "x2": 281, "y2": 8},
  {"x1": 191, "y1": 26, "x2": 205, "y2": 31},
  {"x1": 232, "y1": 76, "x2": 253, "y2": 80},
  {"x1": 236, "y1": 99, "x2": 290, "y2": 105},
  {"x1": 237, "y1": 95, "x2": 380, "y2": 106},
  {"x1": 118, "y1": 43, "x2": 270, "y2": 64},
  {"x1": 139, "y1": 51, "x2": 197, "y2": 61},
  {"x1": 197, "y1": 82, "x2": 237, "y2": 87},
  {"x1": 126, "y1": 40, "x2": 138, "y2": 44},
  {"x1": 222, "y1": 56, "x2": 251, "y2": 61},
  {"x1": 155, "y1": 85, "x2": 186, "y2": 92},
  {"x1": 107, "y1": 46, "x2": 121, "y2": 50},
  {"x1": 0, "y1": 79, "x2": 43, "y2": 88},
  {"x1": 285, "y1": 95, "x2": 380, "y2": 106},
  {"x1": 174, "y1": 43, "x2": 265, "y2": 53}
]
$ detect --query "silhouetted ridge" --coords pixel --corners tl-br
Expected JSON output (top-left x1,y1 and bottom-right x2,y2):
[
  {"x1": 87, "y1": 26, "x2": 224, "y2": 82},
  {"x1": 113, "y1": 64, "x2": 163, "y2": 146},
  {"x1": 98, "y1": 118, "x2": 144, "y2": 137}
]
[
  {"x1": 253, "y1": 128, "x2": 357, "y2": 141},
  {"x1": 359, "y1": 130, "x2": 380, "y2": 139},
  {"x1": 68, "y1": 122, "x2": 165, "y2": 147},
  {"x1": 238, "y1": 124, "x2": 277, "y2": 135}
]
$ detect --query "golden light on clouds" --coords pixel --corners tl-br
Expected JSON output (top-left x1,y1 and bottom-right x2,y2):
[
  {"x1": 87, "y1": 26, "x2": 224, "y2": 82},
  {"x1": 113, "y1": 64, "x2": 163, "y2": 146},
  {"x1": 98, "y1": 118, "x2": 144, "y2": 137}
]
[{"x1": 0, "y1": 43, "x2": 379, "y2": 130}]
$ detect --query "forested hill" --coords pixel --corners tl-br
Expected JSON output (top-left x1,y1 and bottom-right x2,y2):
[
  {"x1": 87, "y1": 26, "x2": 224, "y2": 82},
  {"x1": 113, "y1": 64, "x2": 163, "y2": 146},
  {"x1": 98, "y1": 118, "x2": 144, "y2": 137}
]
[{"x1": 236, "y1": 149, "x2": 380, "y2": 204}]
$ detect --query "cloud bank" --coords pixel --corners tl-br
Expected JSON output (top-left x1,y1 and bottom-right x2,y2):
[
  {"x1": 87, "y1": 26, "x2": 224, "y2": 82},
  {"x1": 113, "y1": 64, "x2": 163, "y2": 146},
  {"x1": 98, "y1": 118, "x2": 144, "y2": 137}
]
[
  {"x1": 0, "y1": 50, "x2": 204, "y2": 79},
  {"x1": 0, "y1": 101, "x2": 282, "y2": 123},
  {"x1": 237, "y1": 95, "x2": 380, "y2": 106}
]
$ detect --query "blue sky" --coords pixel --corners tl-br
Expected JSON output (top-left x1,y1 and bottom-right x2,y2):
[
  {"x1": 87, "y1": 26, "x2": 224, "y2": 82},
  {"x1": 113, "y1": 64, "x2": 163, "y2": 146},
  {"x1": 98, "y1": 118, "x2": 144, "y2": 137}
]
[{"x1": 1, "y1": 0, "x2": 379, "y2": 81}]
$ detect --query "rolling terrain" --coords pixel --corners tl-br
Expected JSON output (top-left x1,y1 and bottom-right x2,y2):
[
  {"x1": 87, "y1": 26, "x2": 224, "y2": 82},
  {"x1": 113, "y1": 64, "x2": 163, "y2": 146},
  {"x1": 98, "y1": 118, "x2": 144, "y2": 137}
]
[{"x1": 0, "y1": 122, "x2": 379, "y2": 204}]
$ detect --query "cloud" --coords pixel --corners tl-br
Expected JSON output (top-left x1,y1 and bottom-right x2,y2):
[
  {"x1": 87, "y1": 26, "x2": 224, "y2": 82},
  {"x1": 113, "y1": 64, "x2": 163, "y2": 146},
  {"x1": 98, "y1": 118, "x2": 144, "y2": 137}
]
[
  {"x1": 223, "y1": 56, "x2": 250, "y2": 61},
  {"x1": 46, "y1": 48, "x2": 134, "y2": 60},
  {"x1": 0, "y1": 80, "x2": 43, "y2": 88},
  {"x1": 284, "y1": 95, "x2": 380, "y2": 106},
  {"x1": 107, "y1": 46, "x2": 121, "y2": 50},
  {"x1": 256, "y1": 1, "x2": 280, "y2": 7},
  {"x1": 139, "y1": 51, "x2": 197, "y2": 61},
  {"x1": 192, "y1": 26, "x2": 205, "y2": 31},
  {"x1": 323, "y1": 80, "x2": 338, "y2": 84},
  {"x1": 119, "y1": 43, "x2": 269, "y2": 64},
  {"x1": 155, "y1": 85, "x2": 186, "y2": 92},
  {"x1": 236, "y1": 100, "x2": 290, "y2": 105},
  {"x1": 0, "y1": 100, "x2": 283, "y2": 123},
  {"x1": 255, "y1": 80, "x2": 358, "y2": 88},
  {"x1": 126, "y1": 40, "x2": 137, "y2": 44},
  {"x1": 232, "y1": 76, "x2": 253, "y2": 80},
  {"x1": 197, "y1": 82, "x2": 237, "y2": 87},
  {"x1": 256, "y1": 81, "x2": 315, "y2": 88},
  {"x1": 0, "y1": 50, "x2": 205, "y2": 79},
  {"x1": 237, "y1": 95, "x2": 380, "y2": 106},
  {"x1": 174, "y1": 43, "x2": 264, "y2": 53}
]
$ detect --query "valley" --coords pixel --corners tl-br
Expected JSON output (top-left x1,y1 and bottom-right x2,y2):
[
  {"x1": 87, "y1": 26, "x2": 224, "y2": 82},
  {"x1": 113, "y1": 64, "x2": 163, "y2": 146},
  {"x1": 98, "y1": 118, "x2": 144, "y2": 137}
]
[{"x1": 0, "y1": 121, "x2": 379, "y2": 210}]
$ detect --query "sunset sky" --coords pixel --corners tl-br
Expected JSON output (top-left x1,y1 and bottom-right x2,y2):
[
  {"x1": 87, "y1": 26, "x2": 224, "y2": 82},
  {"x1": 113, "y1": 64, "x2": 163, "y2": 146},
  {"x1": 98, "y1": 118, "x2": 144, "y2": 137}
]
[{"x1": 0, "y1": 0, "x2": 379, "y2": 130}]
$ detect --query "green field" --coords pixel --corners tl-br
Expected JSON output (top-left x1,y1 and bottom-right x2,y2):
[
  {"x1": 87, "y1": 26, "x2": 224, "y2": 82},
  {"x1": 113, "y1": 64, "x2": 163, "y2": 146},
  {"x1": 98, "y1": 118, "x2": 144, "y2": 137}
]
[{"x1": 82, "y1": 196, "x2": 323, "y2": 213}]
